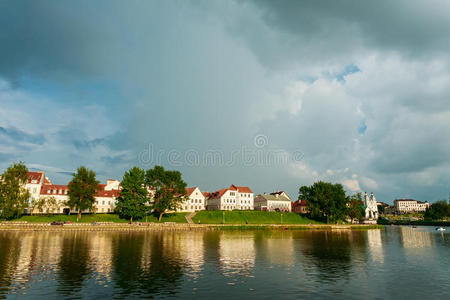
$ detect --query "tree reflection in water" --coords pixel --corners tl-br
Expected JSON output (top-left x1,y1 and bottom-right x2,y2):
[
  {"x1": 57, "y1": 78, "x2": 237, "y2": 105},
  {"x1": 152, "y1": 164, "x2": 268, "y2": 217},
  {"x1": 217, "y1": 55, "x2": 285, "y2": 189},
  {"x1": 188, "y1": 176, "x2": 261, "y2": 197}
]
[
  {"x1": 57, "y1": 233, "x2": 92, "y2": 297},
  {"x1": 0, "y1": 233, "x2": 21, "y2": 298},
  {"x1": 112, "y1": 232, "x2": 184, "y2": 298},
  {"x1": 301, "y1": 231, "x2": 367, "y2": 283}
]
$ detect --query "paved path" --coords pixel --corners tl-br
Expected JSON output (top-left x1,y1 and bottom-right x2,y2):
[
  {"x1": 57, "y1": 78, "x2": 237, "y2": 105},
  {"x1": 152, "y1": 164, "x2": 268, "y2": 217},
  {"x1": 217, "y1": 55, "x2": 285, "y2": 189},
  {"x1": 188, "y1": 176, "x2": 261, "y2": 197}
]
[{"x1": 185, "y1": 211, "x2": 197, "y2": 224}]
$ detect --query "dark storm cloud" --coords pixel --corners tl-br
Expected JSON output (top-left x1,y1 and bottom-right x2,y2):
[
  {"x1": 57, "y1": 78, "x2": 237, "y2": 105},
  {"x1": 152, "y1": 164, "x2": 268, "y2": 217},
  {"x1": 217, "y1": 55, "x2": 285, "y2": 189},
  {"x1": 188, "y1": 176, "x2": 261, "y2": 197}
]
[
  {"x1": 0, "y1": 0, "x2": 121, "y2": 82},
  {"x1": 249, "y1": 0, "x2": 450, "y2": 60}
]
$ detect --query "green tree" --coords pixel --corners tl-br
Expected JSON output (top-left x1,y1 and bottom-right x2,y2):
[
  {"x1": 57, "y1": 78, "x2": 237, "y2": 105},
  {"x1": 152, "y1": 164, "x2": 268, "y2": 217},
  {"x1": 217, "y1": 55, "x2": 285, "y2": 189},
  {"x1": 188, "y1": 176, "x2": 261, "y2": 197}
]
[
  {"x1": 425, "y1": 200, "x2": 449, "y2": 220},
  {"x1": 32, "y1": 196, "x2": 60, "y2": 214},
  {"x1": 347, "y1": 193, "x2": 365, "y2": 223},
  {"x1": 0, "y1": 162, "x2": 30, "y2": 219},
  {"x1": 145, "y1": 165, "x2": 187, "y2": 222},
  {"x1": 67, "y1": 166, "x2": 99, "y2": 221},
  {"x1": 299, "y1": 181, "x2": 348, "y2": 224},
  {"x1": 115, "y1": 167, "x2": 149, "y2": 222}
]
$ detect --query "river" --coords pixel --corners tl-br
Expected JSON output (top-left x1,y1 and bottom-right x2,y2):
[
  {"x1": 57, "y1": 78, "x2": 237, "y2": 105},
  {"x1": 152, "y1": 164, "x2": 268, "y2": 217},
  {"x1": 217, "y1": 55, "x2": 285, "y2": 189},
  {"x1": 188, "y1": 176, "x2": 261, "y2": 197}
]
[{"x1": 0, "y1": 226, "x2": 448, "y2": 299}]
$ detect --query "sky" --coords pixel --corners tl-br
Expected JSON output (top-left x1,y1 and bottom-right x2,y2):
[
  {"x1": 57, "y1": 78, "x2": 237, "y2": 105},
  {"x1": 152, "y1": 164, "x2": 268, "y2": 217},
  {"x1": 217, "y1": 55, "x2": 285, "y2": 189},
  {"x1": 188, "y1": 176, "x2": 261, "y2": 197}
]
[{"x1": 1, "y1": 0, "x2": 449, "y2": 204}]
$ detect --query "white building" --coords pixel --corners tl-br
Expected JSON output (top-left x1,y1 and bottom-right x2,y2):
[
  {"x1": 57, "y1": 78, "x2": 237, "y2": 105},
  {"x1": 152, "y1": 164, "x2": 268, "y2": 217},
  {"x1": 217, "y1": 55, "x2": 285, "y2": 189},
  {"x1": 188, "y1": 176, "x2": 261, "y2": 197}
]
[
  {"x1": 206, "y1": 184, "x2": 253, "y2": 211},
  {"x1": 31, "y1": 172, "x2": 121, "y2": 214},
  {"x1": 394, "y1": 199, "x2": 430, "y2": 214},
  {"x1": 25, "y1": 172, "x2": 45, "y2": 211},
  {"x1": 178, "y1": 187, "x2": 206, "y2": 212},
  {"x1": 364, "y1": 192, "x2": 378, "y2": 220},
  {"x1": 254, "y1": 192, "x2": 291, "y2": 212}
]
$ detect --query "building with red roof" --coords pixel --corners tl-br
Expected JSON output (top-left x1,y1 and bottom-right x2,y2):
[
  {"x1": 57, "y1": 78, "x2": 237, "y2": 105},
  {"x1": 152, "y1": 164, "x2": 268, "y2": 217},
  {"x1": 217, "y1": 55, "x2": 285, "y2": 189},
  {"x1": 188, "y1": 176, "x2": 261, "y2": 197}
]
[
  {"x1": 206, "y1": 184, "x2": 254, "y2": 211},
  {"x1": 291, "y1": 199, "x2": 309, "y2": 214},
  {"x1": 177, "y1": 187, "x2": 206, "y2": 212}
]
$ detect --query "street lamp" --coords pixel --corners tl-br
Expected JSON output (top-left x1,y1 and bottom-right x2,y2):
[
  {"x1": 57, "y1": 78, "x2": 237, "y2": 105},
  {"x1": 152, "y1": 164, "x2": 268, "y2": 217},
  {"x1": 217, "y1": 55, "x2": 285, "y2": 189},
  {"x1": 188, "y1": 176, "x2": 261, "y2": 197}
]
[
  {"x1": 222, "y1": 211, "x2": 225, "y2": 224},
  {"x1": 281, "y1": 213, "x2": 283, "y2": 224}
]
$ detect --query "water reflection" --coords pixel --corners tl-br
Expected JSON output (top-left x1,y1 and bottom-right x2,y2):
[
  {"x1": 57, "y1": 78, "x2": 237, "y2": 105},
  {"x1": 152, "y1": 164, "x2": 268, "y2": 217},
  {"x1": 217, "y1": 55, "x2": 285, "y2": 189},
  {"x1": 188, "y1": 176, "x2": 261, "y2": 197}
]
[
  {"x1": 258, "y1": 231, "x2": 295, "y2": 266},
  {"x1": 112, "y1": 233, "x2": 184, "y2": 298},
  {"x1": 367, "y1": 229, "x2": 384, "y2": 263},
  {"x1": 0, "y1": 229, "x2": 448, "y2": 299},
  {"x1": 57, "y1": 233, "x2": 92, "y2": 297},
  {"x1": 301, "y1": 231, "x2": 367, "y2": 283},
  {"x1": 218, "y1": 232, "x2": 255, "y2": 277},
  {"x1": 398, "y1": 227, "x2": 433, "y2": 249}
]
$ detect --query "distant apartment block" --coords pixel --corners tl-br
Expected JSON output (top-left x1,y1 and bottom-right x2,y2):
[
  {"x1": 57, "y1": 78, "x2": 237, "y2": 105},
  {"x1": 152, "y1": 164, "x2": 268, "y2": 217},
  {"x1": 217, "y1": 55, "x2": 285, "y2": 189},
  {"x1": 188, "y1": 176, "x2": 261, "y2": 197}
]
[{"x1": 394, "y1": 199, "x2": 430, "y2": 214}]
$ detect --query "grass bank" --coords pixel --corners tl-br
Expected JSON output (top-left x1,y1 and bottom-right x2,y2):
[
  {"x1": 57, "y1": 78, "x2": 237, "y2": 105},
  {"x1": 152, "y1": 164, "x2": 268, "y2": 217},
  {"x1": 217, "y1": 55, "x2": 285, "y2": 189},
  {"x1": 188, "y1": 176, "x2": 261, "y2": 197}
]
[
  {"x1": 12, "y1": 213, "x2": 188, "y2": 223},
  {"x1": 192, "y1": 210, "x2": 321, "y2": 225}
]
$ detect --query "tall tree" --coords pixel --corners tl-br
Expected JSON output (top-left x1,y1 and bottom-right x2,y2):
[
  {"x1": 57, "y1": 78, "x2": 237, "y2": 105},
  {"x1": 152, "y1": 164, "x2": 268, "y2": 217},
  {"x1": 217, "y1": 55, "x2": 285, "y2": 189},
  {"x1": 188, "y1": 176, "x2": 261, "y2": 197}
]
[
  {"x1": 0, "y1": 162, "x2": 30, "y2": 219},
  {"x1": 145, "y1": 165, "x2": 187, "y2": 222},
  {"x1": 347, "y1": 193, "x2": 365, "y2": 223},
  {"x1": 115, "y1": 167, "x2": 148, "y2": 222},
  {"x1": 67, "y1": 166, "x2": 99, "y2": 221},
  {"x1": 299, "y1": 181, "x2": 348, "y2": 224},
  {"x1": 425, "y1": 200, "x2": 449, "y2": 220}
]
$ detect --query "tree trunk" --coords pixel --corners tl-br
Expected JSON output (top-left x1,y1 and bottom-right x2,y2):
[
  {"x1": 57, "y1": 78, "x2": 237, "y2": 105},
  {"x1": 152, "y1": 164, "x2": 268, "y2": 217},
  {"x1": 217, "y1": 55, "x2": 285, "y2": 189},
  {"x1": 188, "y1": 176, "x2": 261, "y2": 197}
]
[
  {"x1": 158, "y1": 212, "x2": 164, "y2": 222},
  {"x1": 77, "y1": 210, "x2": 82, "y2": 221},
  {"x1": 327, "y1": 215, "x2": 330, "y2": 224},
  {"x1": 130, "y1": 216, "x2": 133, "y2": 223}
]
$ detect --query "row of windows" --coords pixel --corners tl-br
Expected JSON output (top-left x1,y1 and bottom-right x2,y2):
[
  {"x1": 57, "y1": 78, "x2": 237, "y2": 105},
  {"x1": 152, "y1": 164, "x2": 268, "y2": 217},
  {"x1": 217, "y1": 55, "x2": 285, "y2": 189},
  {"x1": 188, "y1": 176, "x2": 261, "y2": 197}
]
[
  {"x1": 182, "y1": 205, "x2": 203, "y2": 210},
  {"x1": 187, "y1": 198, "x2": 203, "y2": 204},
  {"x1": 46, "y1": 189, "x2": 68, "y2": 195}
]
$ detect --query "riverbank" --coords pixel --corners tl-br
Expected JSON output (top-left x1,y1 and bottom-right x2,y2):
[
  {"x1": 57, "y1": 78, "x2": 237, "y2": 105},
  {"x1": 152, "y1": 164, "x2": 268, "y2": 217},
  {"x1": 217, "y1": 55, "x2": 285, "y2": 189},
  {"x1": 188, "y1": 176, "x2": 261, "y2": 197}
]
[
  {"x1": 378, "y1": 218, "x2": 450, "y2": 227},
  {"x1": 0, "y1": 222, "x2": 383, "y2": 231}
]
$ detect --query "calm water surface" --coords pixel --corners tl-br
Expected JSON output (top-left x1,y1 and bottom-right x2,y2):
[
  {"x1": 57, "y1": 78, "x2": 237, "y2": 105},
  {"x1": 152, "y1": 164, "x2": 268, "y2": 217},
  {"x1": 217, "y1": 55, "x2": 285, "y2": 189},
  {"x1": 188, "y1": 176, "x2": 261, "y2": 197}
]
[{"x1": 0, "y1": 226, "x2": 449, "y2": 299}]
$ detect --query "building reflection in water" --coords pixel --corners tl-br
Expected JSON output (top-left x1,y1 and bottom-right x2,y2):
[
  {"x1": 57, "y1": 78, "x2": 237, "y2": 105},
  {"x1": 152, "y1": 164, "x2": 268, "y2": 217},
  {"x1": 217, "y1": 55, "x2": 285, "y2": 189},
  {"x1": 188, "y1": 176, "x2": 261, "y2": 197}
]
[
  {"x1": 170, "y1": 232, "x2": 205, "y2": 278},
  {"x1": 88, "y1": 232, "x2": 114, "y2": 284},
  {"x1": 259, "y1": 231, "x2": 295, "y2": 266},
  {"x1": 367, "y1": 229, "x2": 384, "y2": 263},
  {"x1": 398, "y1": 227, "x2": 433, "y2": 249},
  {"x1": 218, "y1": 232, "x2": 256, "y2": 277}
]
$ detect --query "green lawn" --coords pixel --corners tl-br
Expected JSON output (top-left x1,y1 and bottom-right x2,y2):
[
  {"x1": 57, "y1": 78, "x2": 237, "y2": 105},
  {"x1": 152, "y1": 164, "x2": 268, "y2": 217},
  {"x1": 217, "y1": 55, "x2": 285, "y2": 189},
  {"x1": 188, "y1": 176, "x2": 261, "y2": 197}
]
[
  {"x1": 192, "y1": 210, "x2": 320, "y2": 224},
  {"x1": 13, "y1": 213, "x2": 188, "y2": 223}
]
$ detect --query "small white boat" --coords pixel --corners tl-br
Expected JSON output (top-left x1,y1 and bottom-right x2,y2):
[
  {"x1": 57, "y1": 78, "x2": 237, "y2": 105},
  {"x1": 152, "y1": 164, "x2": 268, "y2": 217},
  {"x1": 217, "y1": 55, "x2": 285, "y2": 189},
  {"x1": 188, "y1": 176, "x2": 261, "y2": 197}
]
[{"x1": 435, "y1": 227, "x2": 446, "y2": 231}]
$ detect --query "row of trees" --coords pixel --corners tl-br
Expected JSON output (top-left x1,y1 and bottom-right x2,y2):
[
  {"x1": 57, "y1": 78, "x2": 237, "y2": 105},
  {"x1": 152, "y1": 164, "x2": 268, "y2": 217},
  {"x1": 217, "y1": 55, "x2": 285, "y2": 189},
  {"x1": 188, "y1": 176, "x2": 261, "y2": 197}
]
[
  {"x1": 115, "y1": 166, "x2": 187, "y2": 222},
  {"x1": 0, "y1": 162, "x2": 187, "y2": 221},
  {"x1": 299, "y1": 181, "x2": 365, "y2": 224}
]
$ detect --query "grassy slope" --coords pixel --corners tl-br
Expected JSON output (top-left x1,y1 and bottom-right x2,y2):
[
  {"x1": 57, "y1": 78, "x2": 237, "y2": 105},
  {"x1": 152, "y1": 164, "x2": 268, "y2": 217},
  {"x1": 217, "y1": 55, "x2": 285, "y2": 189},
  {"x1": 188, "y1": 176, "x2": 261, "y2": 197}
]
[
  {"x1": 192, "y1": 210, "x2": 320, "y2": 224},
  {"x1": 14, "y1": 213, "x2": 188, "y2": 223}
]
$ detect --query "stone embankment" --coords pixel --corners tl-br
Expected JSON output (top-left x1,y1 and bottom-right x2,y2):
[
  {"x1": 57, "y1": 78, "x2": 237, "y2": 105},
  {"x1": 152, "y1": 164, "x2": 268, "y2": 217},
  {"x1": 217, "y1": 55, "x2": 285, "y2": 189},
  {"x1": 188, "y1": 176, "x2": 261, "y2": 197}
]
[{"x1": 0, "y1": 221, "x2": 382, "y2": 231}]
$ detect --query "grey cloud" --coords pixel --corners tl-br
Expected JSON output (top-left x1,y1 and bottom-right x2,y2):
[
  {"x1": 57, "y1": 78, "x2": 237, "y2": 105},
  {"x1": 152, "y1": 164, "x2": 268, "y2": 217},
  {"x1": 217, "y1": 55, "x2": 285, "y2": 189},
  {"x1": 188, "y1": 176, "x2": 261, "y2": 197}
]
[
  {"x1": 0, "y1": 126, "x2": 45, "y2": 145},
  {"x1": 246, "y1": 0, "x2": 450, "y2": 65}
]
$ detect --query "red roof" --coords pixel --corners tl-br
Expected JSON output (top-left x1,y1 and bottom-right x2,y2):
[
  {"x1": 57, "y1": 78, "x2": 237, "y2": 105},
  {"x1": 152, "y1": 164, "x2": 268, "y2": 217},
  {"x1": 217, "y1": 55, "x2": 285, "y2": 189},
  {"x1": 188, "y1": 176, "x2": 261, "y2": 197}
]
[
  {"x1": 209, "y1": 185, "x2": 253, "y2": 199},
  {"x1": 97, "y1": 189, "x2": 120, "y2": 197},
  {"x1": 185, "y1": 187, "x2": 197, "y2": 197},
  {"x1": 230, "y1": 184, "x2": 252, "y2": 193},
  {"x1": 292, "y1": 199, "x2": 308, "y2": 208},
  {"x1": 202, "y1": 192, "x2": 211, "y2": 198},
  {"x1": 40, "y1": 184, "x2": 69, "y2": 195},
  {"x1": 27, "y1": 172, "x2": 44, "y2": 184}
]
